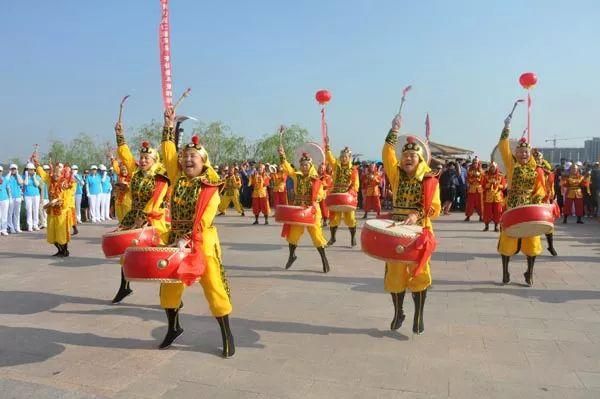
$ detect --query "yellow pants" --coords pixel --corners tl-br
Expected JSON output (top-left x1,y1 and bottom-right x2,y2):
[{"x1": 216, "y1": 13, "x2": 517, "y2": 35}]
[
  {"x1": 46, "y1": 210, "x2": 71, "y2": 245},
  {"x1": 219, "y1": 195, "x2": 243, "y2": 214},
  {"x1": 497, "y1": 231, "x2": 542, "y2": 256},
  {"x1": 286, "y1": 208, "x2": 328, "y2": 248},
  {"x1": 159, "y1": 255, "x2": 232, "y2": 317},
  {"x1": 329, "y1": 210, "x2": 357, "y2": 228},
  {"x1": 384, "y1": 260, "x2": 431, "y2": 293}
]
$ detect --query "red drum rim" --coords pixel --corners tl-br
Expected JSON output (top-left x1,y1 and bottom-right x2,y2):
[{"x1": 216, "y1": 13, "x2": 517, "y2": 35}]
[
  {"x1": 503, "y1": 221, "x2": 554, "y2": 238},
  {"x1": 363, "y1": 219, "x2": 422, "y2": 238},
  {"x1": 361, "y1": 250, "x2": 418, "y2": 265},
  {"x1": 126, "y1": 277, "x2": 200, "y2": 283},
  {"x1": 102, "y1": 227, "x2": 152, "y2": 238}
]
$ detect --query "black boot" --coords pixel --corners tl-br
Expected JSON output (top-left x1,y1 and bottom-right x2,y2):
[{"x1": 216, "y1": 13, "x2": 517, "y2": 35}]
[
  {"x1": 349, "y1": 227, "x2": 357, "y2": 247},
  {"x1": 264, "y1": 215, "x2": 269, "y2": 225},
  {"x1": 524, "y1": 256, "x2": 535, "y2": 287},
  {"x1": 412, "y1": 290, "x2": 427, "y2": 335},
  {"x1": 241, "y1": 211, "x2": 245, "y2": 216},
  {"x1": 112, "y1": 269, "x2": 133, "y2": 303},
  {"x1": 322, "y1": 218, "x2": 328, "y2": 227},
  {"x1": 546, "y1": 233, "x2": 557, "y2": 256},
  {"x1": 52, "y1": 243, "x2": 61, "y2": 256},
  {"x1": 62, "y1": 244, "x2": 70, "y2": 257},
  {"x1": 252, "y1": 215, "x2": 259, "y2": 225},
  {"x1": 327, "y1": 226, "x2": 337, "y2": 246},
  {"x1": 362, "y1": 212, "x2": 368, "y2": 219},
  {"x1": 577, "y1": 216, "x2": 584, "y2": 224},
  {"x1": 501, "y1": 255, "x2": 510, "y2": 284},
  {"x1": 563, "y1": 215, "x2": 567, "y2": 224},
  {"x1": 317, "y1": 246, "x2": 330, "y2": 273},
  {"x1": 390, "y1": 291, "x2": 406, "y2": 330},
  {"x1": 216, "y1": 315, "x2": 235, "y2": 358},
  {"x1": 494, "y1": 223, "x2": 499, "y2": 232},
  {"x1": 285, "y1": 244, "x2": 297, "y2": 269},
  {"x1": 72, "y1": 225, "x2": 79, "y2": 235},
  {"x1": 483, "y1": 223, "x2": 489, "y2": 231},
  {"x1": 56, "y1": 244, "x2": 67, "y2": 257},
  {"x1": 159, "y1": 308, "x2": 184, "y2": 349},
  {"x1": 464, "y1": 216, "x2": 470, "y2": 222}
]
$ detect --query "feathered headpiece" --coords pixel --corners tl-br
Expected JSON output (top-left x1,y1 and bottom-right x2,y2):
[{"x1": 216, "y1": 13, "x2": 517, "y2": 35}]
[
  {"x1": 339, "y1": 146, "x2": 352, "y2": 158},
  {"x1": 140, "y1": 141, "x2": 160, "y2": 161}
]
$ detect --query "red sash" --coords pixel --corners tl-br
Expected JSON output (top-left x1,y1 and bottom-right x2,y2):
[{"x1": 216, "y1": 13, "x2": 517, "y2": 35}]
[{"x1": 413, "y1": 176, "x2": 438, "y2": 277}]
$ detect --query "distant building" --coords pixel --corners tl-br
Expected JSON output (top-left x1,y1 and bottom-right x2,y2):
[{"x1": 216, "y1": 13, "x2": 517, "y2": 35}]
[{"x1": 537, "y1": 137, "x2": 600, "y2": 165}]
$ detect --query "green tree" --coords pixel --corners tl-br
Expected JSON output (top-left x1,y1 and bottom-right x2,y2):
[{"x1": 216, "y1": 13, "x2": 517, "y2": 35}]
[
  {"x1": 42, "y1": 133, "x2": 111, "y2": 168},
  {"x1": 192, "y1": 121, "x2": 251, "y2": 166},
  {"x1": 128, "y1": 120, "x2": 164, "y2": 149},
  {"x1": 252, "y1": 124, "x2": 312, "y2": 164}
]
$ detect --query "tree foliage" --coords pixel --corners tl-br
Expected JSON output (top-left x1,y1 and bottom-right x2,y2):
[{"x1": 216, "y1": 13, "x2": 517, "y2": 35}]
[
  {"x1": 42, "y1": 133, "x2": 111, "y2": 168},
  {"x1": 252, "y1": 124, "x2": 311, "y2": 164},
  {"x1": 192, "y1": 121, "x2": 251, "y2": 166}
]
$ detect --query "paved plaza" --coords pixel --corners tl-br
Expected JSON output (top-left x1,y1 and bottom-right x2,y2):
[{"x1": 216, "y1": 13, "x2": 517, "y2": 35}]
[{"x1": 0, "y1": 213, "x2": 599, "y2": 398}]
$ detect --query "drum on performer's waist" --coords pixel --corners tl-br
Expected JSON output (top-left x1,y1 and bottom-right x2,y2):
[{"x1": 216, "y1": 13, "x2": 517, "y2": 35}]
[
  {"x1": 101, "y1": 226, "x2": 158, "y2": 258},
  {"x1": 275, "y1": 205, "x2": 317, "y2": 226},
  {"x1": 500, "y1": 204, "x2": 555, "y2": 238},
  {"x1": 325, "y1": 192, "x2": 357, "y2": 212},
  {"x1": 361, "y1": 219, "x2": 423, "y2": 263},
  {"x1": 122, "y1": 246, "x2": 200, "y2": 283}
]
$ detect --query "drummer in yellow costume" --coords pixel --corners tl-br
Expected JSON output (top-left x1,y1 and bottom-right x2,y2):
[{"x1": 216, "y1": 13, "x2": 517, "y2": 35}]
[
  {"x1": 34, "y1": 158, "x2": 75, "y2": 257},
  {"x1": 533, "y1": 149, "x2": 558, "y2": 256},
  {"x1": 218, "y1": 167, "x2": 244, "y2": 216},
  {"x1": 497, "y1": 116, "x2": 546, "y2": 286},
  {"x1": 324, "y1": 140, "x2": 360, "y2": 247},
  {"x1": 112, "y1": 122, "x2": 170, "y2": 303},
  {"x1": 278, "y1": 146, "x2": 330, "y2": 273},
  {"x1": 110, "y1": 157, "x2": 132, "y2": 223},
  {"x1": 159, "y1": 108, "x2": 234, "y2": 357},
  {"x1": 382, "y1": 115, "x2": 440, "y2": 335}
]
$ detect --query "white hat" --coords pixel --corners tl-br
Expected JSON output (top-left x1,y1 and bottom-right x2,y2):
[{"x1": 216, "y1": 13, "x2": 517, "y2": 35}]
[
  {"x1": 26, "y1": 162, "x2": 35, "y2": 170},
  {"x1": 576, "y1": 161, "x2": 583, "y2": 167},
  {"x1": 0, "y1": 165, "x2": 3, "y2": 171},
  {"x1": 43, "y1": 164, "x2": 50, "y2": 170},
  {"x1": 90, "y1": 165, "x2": 98, "y2": 170},
  {"x1": 9, "y1": 163, "x2": 18, "y2": 169},
  {"x1": 72, "y1": 165, "x2": 79, "y2": 170},
  {"x1": 99, "y1": 164, "x2": 107, "y2": 171}
]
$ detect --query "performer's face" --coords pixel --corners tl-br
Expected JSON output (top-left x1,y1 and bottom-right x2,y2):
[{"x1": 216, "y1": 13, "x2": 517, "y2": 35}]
[
  {"x1": 181, "y1": 149, "x2": 205, "y2": 177},
  {"x1": 400, "y1": 152, "x2": 420, "y2": 176},
  {"x1": 139, "y1": 154, "x2": 155, "y2": 171},
  {"x1": 53, "y1": 165, "x2": 63, "y2": 179},
  {"x1": 300, "y1": 161, "x2": 311, "y2": 175},
  {"x1": 121, "y1": 166, "x2": 128, "y2": 176},
  {"x1": 516, "y1": 147, "x2": 531, "y2": 165},
  {"x1": 27, "y1": 169, "x2": 35, "y2": 176},
  {"x1": 489, "y1": 164, "x2": 497, "y2": 174},
  {"x1": 570, "y1": 165, "x2": 580, "y2": 176},
  {"x1": 340, "y1": 153, "x2": 350, "y2": 165},
  {"x1": 258, "y1": 164, "x2": 265, "y2": 173}
]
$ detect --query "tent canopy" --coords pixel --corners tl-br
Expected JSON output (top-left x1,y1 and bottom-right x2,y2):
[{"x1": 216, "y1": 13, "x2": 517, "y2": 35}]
[{"x1": 428, "y1": 141, "x2": 474, "y2": 158}]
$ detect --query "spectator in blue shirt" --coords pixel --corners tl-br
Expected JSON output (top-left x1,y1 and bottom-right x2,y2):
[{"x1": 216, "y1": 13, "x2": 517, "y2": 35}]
[
  {"x1": 6, "y1": 164, "x2": 23, "y2": 233},
  {"x1": 23, "y1": 162, "x2": 41, "y2": 231},
  {"x1": 0, "y1": 165, "x2": 9, "y2": 236}
]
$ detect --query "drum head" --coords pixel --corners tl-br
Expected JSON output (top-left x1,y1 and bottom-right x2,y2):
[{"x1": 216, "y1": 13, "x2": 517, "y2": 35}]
[
  {"x1": 490, "y1": 139, "x2": 518, "y2": 174},
  {"x1": 395, "y1": 135, "x2": 431, "y2": 165},
  {"x1": 295, "y1": 142, "x2": 325, "y2": 167},
  {"x1": 365, "y1": 219, "x2": 423, "y2": 237},
  {"x1": 268, "y1": 164, "x2": 277, "y2": 174}
]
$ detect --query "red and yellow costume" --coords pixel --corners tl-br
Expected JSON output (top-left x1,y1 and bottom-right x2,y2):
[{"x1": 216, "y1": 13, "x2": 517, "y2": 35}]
[
  {"x1": 158, "y1": 126, "x2": 234, "y2": 357},
  {"x1": 249, "y1": 170, "x2": 271, "y2": 220},
  {"x1": 481, "y1": 164, "x2": 506, "y2": 228},
  {"x1": 271, "y1": 169, "x2": 288, "y2": 209},
  {"x1": 561, "y1": 171, "x2": 585, "y2": 218},
  {"x1": 533, "y1": 150, "x2": 559, "y2": 255},
  {"x1": 497, "y1": 125, "x2": 546, "y2": 286},
  {"x1": 318, "y1": 165, "x2": 333, "y2": 224},
  {"x1": 383, "y1": 127, "x2": 440, "y2": 335},
  {"x1": 325, "y1": 145, "x2": 359, "y2": 246},
  {"x1": 111, "y1": 159, "x2": 132, "y2": 222},
  {"x1": 362, "y1": 166, "x2": 382, "y2": 216},
  {"x1": 465, "y1": 160, "x2": 484, "y2": 220},
  {"x1": 218, "y1": 172, "x2": 244, "y2": 215}
]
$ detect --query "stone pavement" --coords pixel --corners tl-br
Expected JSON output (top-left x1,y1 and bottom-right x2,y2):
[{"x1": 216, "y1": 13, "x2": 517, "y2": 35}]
[{"x1": 0, "y1": 212, "x2": 599, "y2": 399}]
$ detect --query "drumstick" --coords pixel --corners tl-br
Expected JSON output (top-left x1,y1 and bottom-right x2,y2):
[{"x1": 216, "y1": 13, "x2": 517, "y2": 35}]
[
  {"x1": 279, "y1": 125, "x2": 286, "y2": 148},
  {"x1": 172, "y1": 88, "x2": 192, "y2": 111},
  {"x1": 117, "y1": 95, "x2": 131, "y2": 125},
  {"x1": 507, "y1": 99, "x2": 525, "y2": 119}
]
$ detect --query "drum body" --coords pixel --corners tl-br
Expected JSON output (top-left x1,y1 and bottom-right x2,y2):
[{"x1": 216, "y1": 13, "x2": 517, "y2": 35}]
[
  {"x1": 500, "y1": 204, "x2": 554, "y2": 238},
  {"x1": 326, "y1": 192, "x2": 358, "y2": 212},
  {"x1": 101, "y1": 227, "x2": 158, "y2": 258},
  {"x1": 122, "y1": 246, "x2": 196, "y2": 283},
  {"x1": 275, "y1": 205, "x2": 317, "y2": 226},
  {"x1": 361, "y1": 219, "x2": 423, "y2": 263}
]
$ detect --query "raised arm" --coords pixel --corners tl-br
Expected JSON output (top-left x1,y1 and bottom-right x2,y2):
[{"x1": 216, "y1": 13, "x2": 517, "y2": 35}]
[
  {"x1": 114, "y1": 122, "x2": 137, "y2": 175},
  {"x1": 159, "y1": 107, "x2": 180, "y2": 183},
  {"x1": 278, "y1": 146, "x2": 297, "y2": 186},
  {"x1": 382, "y1": 115, "x2": 401, "y2": 186},
  {"x1": 498, "y1": 117, "x2": 515, "y2": 183}
]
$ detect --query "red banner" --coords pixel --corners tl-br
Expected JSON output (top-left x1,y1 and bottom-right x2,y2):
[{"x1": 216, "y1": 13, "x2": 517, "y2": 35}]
[{"x1": 159, "y1": 0, "x2": 173, "y2": 109}]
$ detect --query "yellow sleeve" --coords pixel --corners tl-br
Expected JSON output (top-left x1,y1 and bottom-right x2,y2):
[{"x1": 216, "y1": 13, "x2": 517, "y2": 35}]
[
  {"x1": 201, "y1": 189, "x2": 220, "y2": 229},
  {"x1": 382, "y1": 131, "x2": 399, "y2": 191},
  {"x1": 117, "y1": 144, "x2": 136, "y2": 177},
  {"x1": 325, "y1": 148, "x2": 337, "y2": 167},
  {"x1": 351, "y1": 169, "x2": 360, "y2": 192},
  {"x1": 498, "y1": 128, "x2": 515, "y2": 183},
  {"x1": 36, "y1": 166, "x2": 50, "y2": 185},
  {"x1": 431, "y1": 184, "x2": 441, "y2": 219},
  {"x1": 111, "y1": 159, "x2": 121, "y2": 175},
  {"x1": 160, "y1": 126, "x2": 180, "y2": 183},
  {"x1": 281, "y1": 159, "x2": 298, "y2": 188}
]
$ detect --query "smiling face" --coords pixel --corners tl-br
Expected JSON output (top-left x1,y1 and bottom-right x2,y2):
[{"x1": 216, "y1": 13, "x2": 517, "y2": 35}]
[
  {"x1": 257, "y1": 164, "x2": 265, "y2": 173},
  {"x1": 181, "y1": 149, "x2": 205, "y2": 178},
  {"x1": 489, "y1": 164, "x2": 497, "y2": 174},
  {"x1": 515, "y1": 146, "x2": 531, "y2": 165},
  {"x1": 138, "y1": 153, "x2": 156, "y2": 172},
  {"x1": 340, "y1": 153, "x2": 351, "y2": 166},
  {"x1": 300, "y1": 160, "x2": 311, "y2": 175},
  {"x1": 400, "y1": 151, "x2": 420, "y2": 176},
  {"x1": 52, "y1": 165, "x2": 64, "y2": 179}
]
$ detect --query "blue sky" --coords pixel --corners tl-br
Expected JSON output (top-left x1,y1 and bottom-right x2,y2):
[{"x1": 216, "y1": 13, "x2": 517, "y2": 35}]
[{"x1": 1, "y1": 0, "x2": 599, "y2": 163}]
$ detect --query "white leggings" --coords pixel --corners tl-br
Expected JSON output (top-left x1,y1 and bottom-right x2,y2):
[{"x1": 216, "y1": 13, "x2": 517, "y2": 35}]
[
  {"x1": 88, "y1": 194, "x2": 100, "y2": 222},
  {"x1": 7, "y1": 198, "x2": 22, "y2": 232},
  {"x1": 25, "y1": 195, "x2": 40, "y2": 230},
  {"x1": 0, "y1": 199, "x2": 9, "y2": 233}
]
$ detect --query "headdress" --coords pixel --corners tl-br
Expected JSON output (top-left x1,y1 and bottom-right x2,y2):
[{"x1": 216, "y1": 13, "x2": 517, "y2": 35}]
[
  {"x1": 140, "y1": 141, "x2": 160, "y2": 161},
  {"x1": 299, "y1": 152, "x2": 313, "y2": 165},
  {"x1": 402, "y1": 136, "x2": 425, "y2": 161},
  {"x1": 181, "y1": 135, "x2": 209, "y2": 164},
  {"x1": 339, "y1": 146, "x2": 352, "y2": 158},
  {"x1": 516, "y1": 137, "x2": 531, "y2": 150}
]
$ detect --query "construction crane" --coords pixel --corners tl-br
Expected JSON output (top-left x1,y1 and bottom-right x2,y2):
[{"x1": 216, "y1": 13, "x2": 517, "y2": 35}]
[{"x1": 544, "y1": 135, "x2": 593, "y2": 148}]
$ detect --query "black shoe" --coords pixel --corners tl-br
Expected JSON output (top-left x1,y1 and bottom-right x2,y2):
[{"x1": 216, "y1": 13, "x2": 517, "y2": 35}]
[
  {"x1": 216, "y1": 315, "x2": 235, "y2": 358},
  {"x1": 322, "y1": 219, "x2": 328, "y2": 227},
  {"x1": 362, "y1": 213, "x2": 368, "y2": 219},
  {"x1": 349, "y1": 227, "x2": 357, "y2": 247},
  {"x1": 494, "y1": 224, "x2": 499, "y2": 232},
  {"x1": 483, "y1": 224, "x2": 489, "y2": 231},
  {"x1": 264, "y1": 216, "x2": 269, "y2": 225},
  {"x1": 241, "y1": 212, "x2": 245, "y2": 216},
  {"x1": 412, "y1": 290, "x2": 427, "y2": 335},
  {"x1": 317, "y1": 246, "x2": 330, "y2": 273},
  {"x1": 285, "y1": 244, "x2": 297, "y2": 270},
  {"x1": 563, "y1": 216, "x2": 567, "y2": 224},
  {"x1": 327, "y1": 226, "x2": 337, "y2": 246},
  {"x1": 390, "y1": 292, "x2": 406, "y2": 330},
  {"x1": 52, "y1": 243, "x2": 61, "y2": 256},
  {"x1": 252, "y1": 220, "x2": 259, "y2": 225},
  {"x1": 546, "y1": 233, "x2": 557, "y2": 256},
  {"x1": 218, "y1": 211, "x2": 225, "y2": 216},
  {"x1": 159, "y1": 308, "x2": 184, "y2": 349},
  {"x1": 112, "y1": 270, "x2": 133, "y2": 303},
  {"x1": 524, "y1": 256, "x2": 535, "y2": 287},
  {"x1": 577, "y1": 217, "x2": 584, "y2": 224},
  {"x1": 501, "y1": 255, "x2": 510, "y2": 284},
  {"x1": 72, "y1": 226, "x2": 79, "y2": 235},
  {"x1": 464, "y1": 216, "x2": 470, "y2": 222}
]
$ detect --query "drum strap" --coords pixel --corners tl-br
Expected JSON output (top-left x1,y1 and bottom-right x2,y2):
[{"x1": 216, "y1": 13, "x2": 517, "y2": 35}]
[
  {"x1": 177, "y1": 184, "x2": 219, "y2": 286},
  {"x1": 281, "y1": 179, "x2": 322, "y2": 239}
]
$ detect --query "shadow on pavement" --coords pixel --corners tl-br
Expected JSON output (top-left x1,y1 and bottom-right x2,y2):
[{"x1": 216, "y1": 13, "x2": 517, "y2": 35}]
[
  {"x1": 434, "y1": 286, "x2": 600, "y2": 303},
  {"x1": 0, "y1": 252, "x2": 106, "y2": 267}
]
